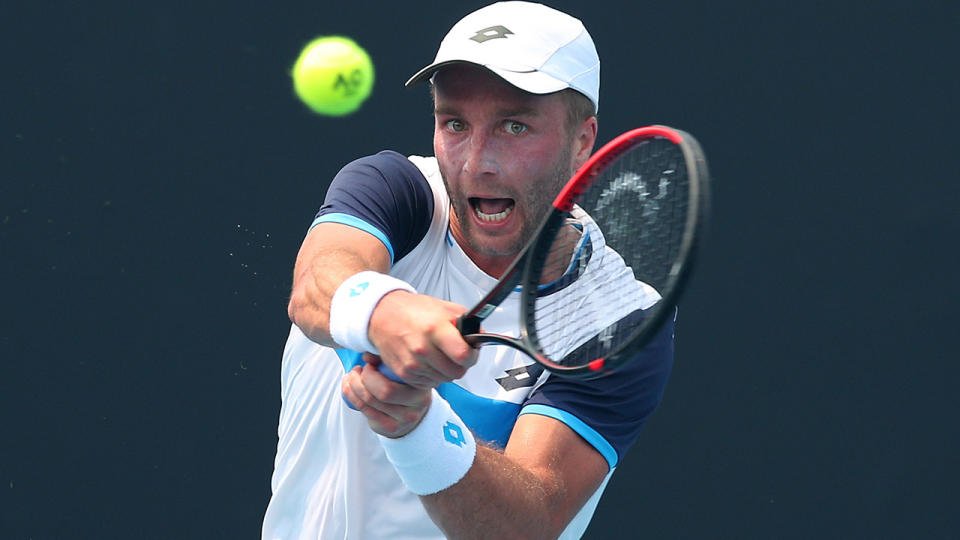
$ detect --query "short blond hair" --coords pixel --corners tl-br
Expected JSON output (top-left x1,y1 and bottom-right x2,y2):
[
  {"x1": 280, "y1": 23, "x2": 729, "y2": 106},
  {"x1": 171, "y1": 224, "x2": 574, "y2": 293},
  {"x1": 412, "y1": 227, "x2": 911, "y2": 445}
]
[{"x1": 561, "y1": 89, "x2": 596, "y2": 136}]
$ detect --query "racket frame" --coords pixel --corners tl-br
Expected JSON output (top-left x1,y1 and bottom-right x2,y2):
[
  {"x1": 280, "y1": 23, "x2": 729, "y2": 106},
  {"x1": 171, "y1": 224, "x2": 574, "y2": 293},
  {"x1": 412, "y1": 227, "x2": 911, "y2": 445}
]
[{"x1": 457, "y1": 125, "x2": 710, "y2": 379}]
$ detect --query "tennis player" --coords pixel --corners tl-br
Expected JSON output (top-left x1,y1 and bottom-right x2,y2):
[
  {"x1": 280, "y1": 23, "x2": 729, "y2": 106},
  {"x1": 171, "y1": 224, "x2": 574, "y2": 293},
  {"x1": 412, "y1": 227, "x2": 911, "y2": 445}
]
[{"x1": 262, "y1": 3, "x2": 674, "y2": 538}]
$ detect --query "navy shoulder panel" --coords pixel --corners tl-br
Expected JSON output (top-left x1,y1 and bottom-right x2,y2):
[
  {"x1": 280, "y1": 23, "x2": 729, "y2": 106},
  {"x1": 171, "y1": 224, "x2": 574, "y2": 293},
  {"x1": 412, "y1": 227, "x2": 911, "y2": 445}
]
[
  {"x1": 524, "y1": 310, "x2": 675, "y2": 465},
  {"x1": 315, "y1": 151, "x2": 434, "y2": 263}
]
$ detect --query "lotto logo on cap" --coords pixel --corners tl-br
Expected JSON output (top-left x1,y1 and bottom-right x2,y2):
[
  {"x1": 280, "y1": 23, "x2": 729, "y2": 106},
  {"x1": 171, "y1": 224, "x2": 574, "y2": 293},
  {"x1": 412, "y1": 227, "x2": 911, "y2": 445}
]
[{"x1": 406, "y1": 1, "x2": 600, "y2": 112}]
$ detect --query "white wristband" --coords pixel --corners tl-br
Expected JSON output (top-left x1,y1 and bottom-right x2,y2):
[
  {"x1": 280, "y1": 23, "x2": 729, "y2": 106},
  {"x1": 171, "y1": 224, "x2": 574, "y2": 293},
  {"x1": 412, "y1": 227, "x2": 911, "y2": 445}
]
[
  {"x1": 328, "y1": 271, "x2": 416, "y2": 354},
  {"x1": 378, "y1": 390, "x2": 477, "y2": 495}
]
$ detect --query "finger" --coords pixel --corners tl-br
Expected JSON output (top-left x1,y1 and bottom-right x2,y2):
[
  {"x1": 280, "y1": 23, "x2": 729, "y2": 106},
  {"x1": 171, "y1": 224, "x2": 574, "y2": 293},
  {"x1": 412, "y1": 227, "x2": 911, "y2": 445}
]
[
  {"x1": 345, "y1": 364, "x2": 382, "y2": 410},
  {"x1": 352, "y1": 391, "x2": 405, "y2": 435},
  {"x1": 431, "y1": 325, "x2": 478, "y2": 375},
  {"x1": 436, "y1": 299, "x2": 478, "y2": 365},
  {"x1": 341, "y1": 366, "x2": 370, "y2": 411},
  {"x1": 438, "y1": 299, "x2": 469, "y2": 318},
  {"x1": 345, "y1": 367, "x2": 406, "y2": 429},
  {"x1": 385, "y1": 348, "x2": 453, "y2": 388},
  {"x1": 359, "y1": 364, "x2": 430, "y2": 431},
  {"x1": 363, "y1": 352, "x2": 410, "y2": 384},
  {"x1": 361, "y1": 363, "x2": 431, "y2": 408},
  {"x1": 400, "y1": 320, "x2": 472, "y2": 382},
  {"x1": 364, "y1": 349, "x2": 431, "y2": 386}
]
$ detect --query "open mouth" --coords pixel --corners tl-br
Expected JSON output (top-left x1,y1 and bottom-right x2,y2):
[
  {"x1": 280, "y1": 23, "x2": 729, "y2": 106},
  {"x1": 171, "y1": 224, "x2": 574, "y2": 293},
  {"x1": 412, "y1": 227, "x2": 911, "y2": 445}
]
[{"x1": 470, "y1": 197, "x2": 515, "y2": 223}]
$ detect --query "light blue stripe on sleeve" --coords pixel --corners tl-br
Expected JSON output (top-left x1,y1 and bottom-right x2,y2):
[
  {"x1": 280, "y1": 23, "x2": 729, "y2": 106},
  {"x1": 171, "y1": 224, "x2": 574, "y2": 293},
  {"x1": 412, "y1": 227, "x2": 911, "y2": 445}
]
[
  {"x1": 519, "y1": 404, "x2": 618, "y2": 469},
  {"x1": 312, "y1": 213, "x2": 395, "y2": 264}
]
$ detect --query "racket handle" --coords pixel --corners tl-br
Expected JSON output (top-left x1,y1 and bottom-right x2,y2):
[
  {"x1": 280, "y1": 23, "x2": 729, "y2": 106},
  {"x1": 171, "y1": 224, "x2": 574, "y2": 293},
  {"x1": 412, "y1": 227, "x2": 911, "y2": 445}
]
[
  {"x1": 377, "y1": 363, "x2": 405, "y2": 383},
  {"x1": 343, "y1": 360, "x2": 405, "y2": 411},
  {"x1": 457, "y1": 314, "x2": 482, "y2": 336}
]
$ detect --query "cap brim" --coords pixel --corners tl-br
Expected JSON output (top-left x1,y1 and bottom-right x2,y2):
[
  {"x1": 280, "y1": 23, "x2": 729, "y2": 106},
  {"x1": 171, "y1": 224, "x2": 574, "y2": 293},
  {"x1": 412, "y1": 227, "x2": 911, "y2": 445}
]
[
  {"x1": 405, "y1": 60, "x2": 570, "y2": 96},
  {"x1": 404, "y1": 60, "x2": 462, "y2": 88}
]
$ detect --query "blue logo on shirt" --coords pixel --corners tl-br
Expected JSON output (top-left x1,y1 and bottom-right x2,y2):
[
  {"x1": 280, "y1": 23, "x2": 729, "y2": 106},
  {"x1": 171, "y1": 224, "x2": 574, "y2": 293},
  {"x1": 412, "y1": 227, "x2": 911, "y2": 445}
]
[
  {"x1": 443, "y1": 421, "x2": 466, "y2": 447},
  {"x1": 349, "y1": 282, "x2": 369, "y2": 297}
]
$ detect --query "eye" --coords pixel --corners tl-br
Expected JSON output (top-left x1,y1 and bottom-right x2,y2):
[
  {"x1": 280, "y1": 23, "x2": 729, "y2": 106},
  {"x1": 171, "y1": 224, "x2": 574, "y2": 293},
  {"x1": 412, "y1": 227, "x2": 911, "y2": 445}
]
[
  {"x1": 446, "y1": 119, "x2": 466, "y2": 132},
  {"x1": 505, "y1": 121, "x2": 527, "y2": 135}
]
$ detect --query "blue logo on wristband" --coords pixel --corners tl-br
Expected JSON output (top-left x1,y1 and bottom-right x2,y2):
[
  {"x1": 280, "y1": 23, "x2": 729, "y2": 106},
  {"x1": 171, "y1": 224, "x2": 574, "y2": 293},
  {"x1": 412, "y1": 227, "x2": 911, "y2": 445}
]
[
  {"x1": 443, "y1": 421, "x2": 466, "y2": 447},
  {"x1": 349, "y1": 282, "x2": 369, "y2": 297}
]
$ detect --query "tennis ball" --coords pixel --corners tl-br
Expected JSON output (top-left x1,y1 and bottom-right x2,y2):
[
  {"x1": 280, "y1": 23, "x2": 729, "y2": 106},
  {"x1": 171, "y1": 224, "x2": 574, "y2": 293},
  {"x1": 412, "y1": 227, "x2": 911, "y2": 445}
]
[{"x1": 292, "y1": 36, "x2": 374, "y2": 116}]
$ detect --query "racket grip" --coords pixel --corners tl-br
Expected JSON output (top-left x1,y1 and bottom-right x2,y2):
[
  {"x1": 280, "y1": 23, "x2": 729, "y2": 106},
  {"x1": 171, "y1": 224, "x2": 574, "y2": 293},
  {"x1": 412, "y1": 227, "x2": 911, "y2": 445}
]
[
  {"x1": 378, "y1": 363, "x2": 405, "y2": 383},
  {"x1": 457, "y1": 314, "x2": 481, "y2": 336},
  {"x1": 343, "y1": 361, "x2": 406, "y2": 411}
]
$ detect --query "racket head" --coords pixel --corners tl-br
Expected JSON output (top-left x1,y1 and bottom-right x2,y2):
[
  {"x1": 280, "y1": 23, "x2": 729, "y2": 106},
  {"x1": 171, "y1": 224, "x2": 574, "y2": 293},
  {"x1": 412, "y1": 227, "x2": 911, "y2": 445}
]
[{"x1": 519, "y1": 125, "x2": 710, "y2": 378}]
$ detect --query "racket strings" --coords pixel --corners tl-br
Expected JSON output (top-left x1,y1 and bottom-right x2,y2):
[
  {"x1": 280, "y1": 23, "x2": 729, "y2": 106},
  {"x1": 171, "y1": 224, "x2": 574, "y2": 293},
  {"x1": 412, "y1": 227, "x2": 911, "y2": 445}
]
[{"x1": 531, "y1": 138, "x2": 692, "y2": 365}]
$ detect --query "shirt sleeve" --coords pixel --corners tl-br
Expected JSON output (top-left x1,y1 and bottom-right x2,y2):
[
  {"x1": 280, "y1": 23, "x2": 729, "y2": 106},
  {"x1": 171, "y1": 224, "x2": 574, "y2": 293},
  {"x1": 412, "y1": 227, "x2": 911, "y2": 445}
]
[
  {"x1": 519, "y1": 309, "x2": 675, "y2": 469},
  {"x1": 312, "y1": 150, "x2": 434, "y2": 265}
]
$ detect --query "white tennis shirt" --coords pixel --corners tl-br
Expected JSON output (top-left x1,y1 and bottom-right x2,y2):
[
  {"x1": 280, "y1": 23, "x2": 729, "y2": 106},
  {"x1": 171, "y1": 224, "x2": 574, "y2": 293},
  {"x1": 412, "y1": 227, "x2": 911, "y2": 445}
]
[{"x1": 262, "y1": 152, "x2": 674, "y2": 539}]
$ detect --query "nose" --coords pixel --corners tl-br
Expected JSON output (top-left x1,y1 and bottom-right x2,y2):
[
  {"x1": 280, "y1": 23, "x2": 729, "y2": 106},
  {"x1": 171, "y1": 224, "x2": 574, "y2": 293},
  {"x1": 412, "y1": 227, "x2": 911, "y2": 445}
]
[{"x1": 462, "y1": 131, "x2": 500, "y2": 177}]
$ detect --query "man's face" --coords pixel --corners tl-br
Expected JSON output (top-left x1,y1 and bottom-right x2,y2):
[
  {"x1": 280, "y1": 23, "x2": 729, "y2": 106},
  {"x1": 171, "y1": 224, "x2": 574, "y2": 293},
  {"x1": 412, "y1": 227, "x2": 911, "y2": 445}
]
[{"x1": 432, "y1": 64, "x2": 594, "y2": 277}]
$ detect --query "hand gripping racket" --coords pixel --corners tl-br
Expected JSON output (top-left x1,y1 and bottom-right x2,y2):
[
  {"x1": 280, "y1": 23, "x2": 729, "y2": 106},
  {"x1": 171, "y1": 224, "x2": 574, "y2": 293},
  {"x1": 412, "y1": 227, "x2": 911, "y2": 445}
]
[{"x1": 374, "y1": 125, "x2": 709, "y2": 383}]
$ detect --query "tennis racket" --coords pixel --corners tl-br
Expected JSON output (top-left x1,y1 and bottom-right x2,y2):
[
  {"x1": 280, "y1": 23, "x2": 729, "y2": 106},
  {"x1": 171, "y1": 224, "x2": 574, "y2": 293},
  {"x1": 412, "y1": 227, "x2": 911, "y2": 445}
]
[{"x1": 377, "y1": 124, "x2": 709, "y2": 382}]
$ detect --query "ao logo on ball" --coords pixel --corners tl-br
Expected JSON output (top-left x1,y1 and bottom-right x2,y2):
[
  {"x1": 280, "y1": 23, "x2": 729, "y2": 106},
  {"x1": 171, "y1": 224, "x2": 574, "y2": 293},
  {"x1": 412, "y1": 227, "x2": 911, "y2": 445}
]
[{"x1": 292, "y1": 36, "x2": 375, "y2": 117}]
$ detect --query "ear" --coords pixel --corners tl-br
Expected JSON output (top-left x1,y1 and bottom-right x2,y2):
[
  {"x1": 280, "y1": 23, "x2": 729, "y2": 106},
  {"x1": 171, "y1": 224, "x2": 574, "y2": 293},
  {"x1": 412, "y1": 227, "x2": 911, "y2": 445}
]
[{"x1": 571, "y1": 116, "x2": 598, "y2": 171}]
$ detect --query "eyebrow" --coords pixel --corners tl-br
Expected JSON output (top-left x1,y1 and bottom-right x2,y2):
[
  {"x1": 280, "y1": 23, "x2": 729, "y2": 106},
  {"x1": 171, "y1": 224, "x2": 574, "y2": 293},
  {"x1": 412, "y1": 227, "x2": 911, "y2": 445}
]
[
  {"x1": 433, "y1": 104, "x2": 541, "y2": 118},
  {"x1": 498, "y1": 106, "x2": 540, "y2": 118}
]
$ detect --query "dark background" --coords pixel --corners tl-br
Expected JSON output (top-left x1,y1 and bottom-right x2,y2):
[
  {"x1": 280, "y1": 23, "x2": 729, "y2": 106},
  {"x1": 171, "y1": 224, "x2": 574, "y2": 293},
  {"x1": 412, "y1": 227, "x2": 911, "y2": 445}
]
[{"x1": 2, "y1": 1, "x2": 957, "y2": 538}]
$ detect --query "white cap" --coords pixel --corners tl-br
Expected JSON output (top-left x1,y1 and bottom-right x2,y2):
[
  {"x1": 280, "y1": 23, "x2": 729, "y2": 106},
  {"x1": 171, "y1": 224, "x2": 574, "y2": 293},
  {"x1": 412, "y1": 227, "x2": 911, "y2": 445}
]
[{"x1": 406, "y1": 1, "x2": 600, "y2": 112}]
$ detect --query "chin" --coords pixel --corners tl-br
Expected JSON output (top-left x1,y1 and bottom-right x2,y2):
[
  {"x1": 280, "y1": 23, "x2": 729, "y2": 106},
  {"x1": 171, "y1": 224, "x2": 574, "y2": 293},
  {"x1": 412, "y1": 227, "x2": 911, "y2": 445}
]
[{"x1": 471, "y1": 234, "x2": 524, "y2": 258}]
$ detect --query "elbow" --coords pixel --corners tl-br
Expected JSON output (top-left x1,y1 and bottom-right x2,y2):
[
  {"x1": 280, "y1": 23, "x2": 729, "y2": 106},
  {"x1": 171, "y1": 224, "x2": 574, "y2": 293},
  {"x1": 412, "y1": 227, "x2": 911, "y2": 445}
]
[
  {"x1": 287, "y1": 285, "x2": 307, "y2": 327},
  {"x1": 287, "y1": 297, "x2": 297, "y2": 325},
  {"x1": 286, "y1": 283, "x2": 332, "y2": 346}
]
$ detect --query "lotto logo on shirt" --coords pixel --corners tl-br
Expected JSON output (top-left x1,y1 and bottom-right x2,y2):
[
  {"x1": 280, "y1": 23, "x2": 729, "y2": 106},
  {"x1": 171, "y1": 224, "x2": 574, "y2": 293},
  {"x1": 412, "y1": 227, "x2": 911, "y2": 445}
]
[{"x1": 443, "y1": 421, "x2": 466, "y2": 447}]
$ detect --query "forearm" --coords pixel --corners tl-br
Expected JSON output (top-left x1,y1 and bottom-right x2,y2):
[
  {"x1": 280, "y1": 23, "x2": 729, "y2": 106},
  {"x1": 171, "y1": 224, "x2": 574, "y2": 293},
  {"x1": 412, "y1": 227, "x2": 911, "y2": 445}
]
[
  {"x1": 353, "y1": 374, "x2": 608, "y2": 538},
  {"x1": 420, "y1": 446, "x2": 584, "y2": 540},
  {"x1": 287, "y1": 224, "x2": 391, "y2": 345},
  {"x1": 288, "y1": 248, "x2": 364, "y2": 344}
]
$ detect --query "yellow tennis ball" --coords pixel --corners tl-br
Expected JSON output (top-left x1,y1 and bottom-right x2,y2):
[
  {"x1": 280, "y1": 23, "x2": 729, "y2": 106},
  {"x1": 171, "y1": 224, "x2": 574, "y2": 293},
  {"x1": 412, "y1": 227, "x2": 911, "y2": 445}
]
[{"x1": 292, "y1": 36, "x2": 374, "y2": 116}]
